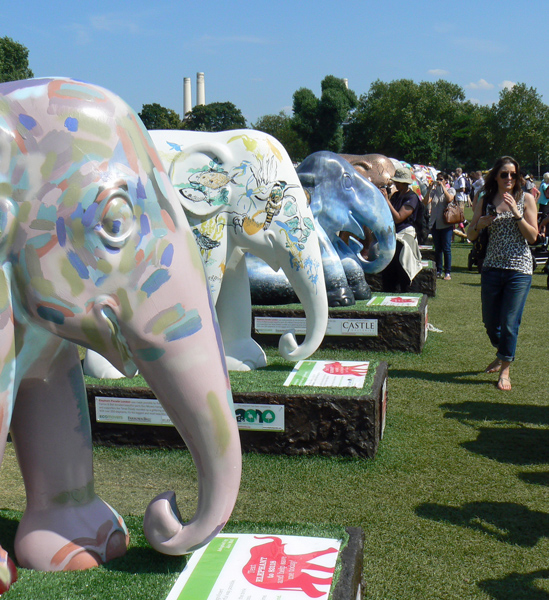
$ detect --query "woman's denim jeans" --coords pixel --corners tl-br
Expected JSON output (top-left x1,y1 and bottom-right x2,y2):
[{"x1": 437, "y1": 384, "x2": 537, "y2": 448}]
[
  {"x1": 431, "y1": 226, "x2": 453, "y2": 275},
  {"x1": 481, "y1": 268, "x2": 532, "y2": 362}
]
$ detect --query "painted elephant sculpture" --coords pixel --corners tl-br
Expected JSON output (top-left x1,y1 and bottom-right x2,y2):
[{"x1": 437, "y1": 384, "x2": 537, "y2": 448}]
[
  {"x1": 339, "y1": 153, "x2": 396, "y2": 189},
  {"x1": 145, "y1": 129, "x2": 328, "y2": 371},
  {"x1": 248, "y1": 152, "x2": 396, "y2": 307},
  {"x1": 0, "y1": 78, "x2": 241, "y2": 584}
]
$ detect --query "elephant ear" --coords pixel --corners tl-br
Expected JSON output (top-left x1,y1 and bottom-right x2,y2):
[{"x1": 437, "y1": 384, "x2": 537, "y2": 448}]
[{"x1": 168, "y1": 142, "x2": 235, "y2": 220}]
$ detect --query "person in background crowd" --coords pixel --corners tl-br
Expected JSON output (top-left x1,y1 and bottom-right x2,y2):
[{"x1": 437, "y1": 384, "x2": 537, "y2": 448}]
[
  {"x1": 521, "y1": 170, "x2": 539, "y2": 201},
  {"x1": 466, "y1": 156, "x2": 538, "y2": 391},
  {"x1": 453, "y1": 167, "x2": 469, "y2": 209},
  {"x1": 537, "y1": 172, "x2": 549, "y2": 218},
  {"x1": 424, "y1": 171, "x2": 455, "y2": 280},
  {"x1": 380, "y1": 167, "x2": 423, "y2": 292},
  {"x1": 472, "y1": 170, "x2": 485, "y2": 195}
]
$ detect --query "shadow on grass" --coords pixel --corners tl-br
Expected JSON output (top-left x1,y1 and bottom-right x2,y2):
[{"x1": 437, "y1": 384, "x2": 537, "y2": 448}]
[
  {"x1": 439, "y1": 401, "x2": 549, "y2": 465},
  {"x1": 103, "y1": 547, "x2": 187, "y2": 575},
  {"x1": 441, "y1": 401, "x2": 549, "y2": 426},
  {"x1": 388, "y1": 368, "x2": 489, "y2": 386},
  {"x1": 0, "y1": 512, "x2": 18, "y2": 556},
  {"x1": 518, "y1": 471, "x2": 549, "y2": 487},
  {"x1": 415, "y1": 501, "x2": 549, "y2": 547},
  {"x1": 478, "y1": 570, "x2": 549, "y2": 599},
  {"x1": 462, "y1": 427, "x2": 549, "y2": 465}
]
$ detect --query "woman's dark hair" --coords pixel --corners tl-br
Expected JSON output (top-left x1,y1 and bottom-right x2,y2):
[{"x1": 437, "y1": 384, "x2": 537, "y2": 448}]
[
  {"x1": 437, "y1": 171, "x2": 449, "y2": 181},
  {"x1": 483, "y1": 156, "x2": 523, "y2": 203}
]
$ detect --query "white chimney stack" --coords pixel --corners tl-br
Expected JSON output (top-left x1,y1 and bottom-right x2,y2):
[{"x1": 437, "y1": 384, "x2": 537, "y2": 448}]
[
  {"x1": 183, "y1": 77, "x2": 192, "y2": 116},
  {"x1": 196, "y1": 72, "x2": 205, "y2": 106},
  {"x1": 343, "y1": 78, "x2": 349, "y2": 89}
]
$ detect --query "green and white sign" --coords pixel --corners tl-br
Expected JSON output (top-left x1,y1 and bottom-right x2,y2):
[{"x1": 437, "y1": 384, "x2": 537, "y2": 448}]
[{"x1": 166, "y1": 533, "x2": 341, "y2": 600}]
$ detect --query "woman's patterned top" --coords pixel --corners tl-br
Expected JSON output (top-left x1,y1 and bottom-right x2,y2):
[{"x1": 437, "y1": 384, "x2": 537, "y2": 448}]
[{"x1": 483, "y1": 193, "x2": 533, "y2": 274}]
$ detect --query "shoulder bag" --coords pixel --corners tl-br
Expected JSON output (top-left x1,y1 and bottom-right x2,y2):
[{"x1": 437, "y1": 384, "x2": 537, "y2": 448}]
[{"x1": 443, "y1": 198, "x2": 464, "y2": 225}]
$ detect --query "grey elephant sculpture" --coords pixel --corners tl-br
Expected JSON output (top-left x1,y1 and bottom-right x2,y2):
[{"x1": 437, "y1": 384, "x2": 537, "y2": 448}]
[
  {"x1": 0, "y1": 78, "x2": 241, "y2": 583},
  {"x1": 248, "y1": 151, "x2": 396, "y2": 306}
]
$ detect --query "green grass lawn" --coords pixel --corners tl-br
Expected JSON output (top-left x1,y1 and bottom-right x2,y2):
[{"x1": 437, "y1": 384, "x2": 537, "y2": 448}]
[{"x1": 1, "y1": 241, "x2": 548, "y2": 599}]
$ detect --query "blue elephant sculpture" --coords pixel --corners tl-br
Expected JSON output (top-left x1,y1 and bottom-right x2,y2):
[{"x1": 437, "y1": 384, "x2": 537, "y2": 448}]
[{"x1": 248, "y1": 151, "x2": 396, "y2": 306}]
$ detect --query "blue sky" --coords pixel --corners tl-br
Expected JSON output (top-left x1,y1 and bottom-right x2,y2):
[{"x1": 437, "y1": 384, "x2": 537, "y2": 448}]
[{"x1": 5, "y1": 0, "x2": 548, "y2": 125}]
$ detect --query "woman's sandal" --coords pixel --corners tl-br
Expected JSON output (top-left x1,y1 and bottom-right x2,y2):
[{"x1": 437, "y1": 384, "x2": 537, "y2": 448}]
[{"x1": 497, "y1": 376, "x2": 512, "y2": 391}]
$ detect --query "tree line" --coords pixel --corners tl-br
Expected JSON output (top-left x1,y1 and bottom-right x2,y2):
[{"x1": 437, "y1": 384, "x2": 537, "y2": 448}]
[{"x1": 4, "y1": 36, "x2": 549, "y2": 175}]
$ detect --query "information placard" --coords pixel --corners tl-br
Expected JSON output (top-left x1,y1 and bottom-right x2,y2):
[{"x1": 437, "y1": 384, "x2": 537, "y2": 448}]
[
  {"x1": 366, "y1": 295, "x2": 420, "y2": 307},
  {"x1": 96, "y1": 398, "x2": 284, "y2": 432},
  {"x1": 255, "y1": 316, "x2": 378, "y2": 336},
  {"x1": 284, "y1": 360, "x2": 369, "y2": 388},
  {"x1": 166, "y1": 534, "x2": 341, "y2": 600}
]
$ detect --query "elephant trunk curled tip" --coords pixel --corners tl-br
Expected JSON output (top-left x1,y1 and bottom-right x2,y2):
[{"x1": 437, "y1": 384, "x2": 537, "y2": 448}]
[{"x1": 143, "y1": 491, "x2": 224, "y2": 555}]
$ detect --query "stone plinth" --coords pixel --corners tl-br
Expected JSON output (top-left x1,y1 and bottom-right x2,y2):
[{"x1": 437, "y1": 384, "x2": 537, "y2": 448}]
[
  {"x1": 252, "y1": 294, "x2": 428, "y2": 354},
  {"x1": 87, "y1": 361, "x2": 388, "y2": 459}
]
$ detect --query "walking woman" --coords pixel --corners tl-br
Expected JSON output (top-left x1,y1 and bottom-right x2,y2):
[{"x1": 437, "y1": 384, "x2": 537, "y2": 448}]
[
  {"x1": 424, "y1": 171, "x2": 455, "y2": 280},
  {"x1": 467, "y1": 156, "x2": 538, "y2": 391}
]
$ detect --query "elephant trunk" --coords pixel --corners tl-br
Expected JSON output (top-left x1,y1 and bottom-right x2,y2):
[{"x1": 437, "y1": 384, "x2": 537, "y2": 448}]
[
  {"x1": 111, "y1": 265, "x2": 241, "y2": 555},
  {"x1": 354, "y1": 221, "x2": 396, "y2": 274},
  {"x1": 274, "y1": 240, "x2": 329, "y2": 361},
  {"x1": 137, "y1": 341, "x2": 241, "y2": 555}
]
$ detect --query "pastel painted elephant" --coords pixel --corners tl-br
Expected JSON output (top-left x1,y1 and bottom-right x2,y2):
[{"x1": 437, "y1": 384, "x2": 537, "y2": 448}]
[
  {"x1": 0, "y1": 78, "x2": 241, "y2": 582},
  {"x1": 144, "y1": 129, "x2": 328, "y2": 371},
  {"x1": 248, "y1": 152, "x2": 396, "y2": 306}
]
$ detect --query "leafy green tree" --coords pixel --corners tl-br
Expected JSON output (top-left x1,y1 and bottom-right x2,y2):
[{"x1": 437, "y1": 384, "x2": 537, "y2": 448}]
[
  {"x1": 138, "y1": 103, "x2": 182, "y2": 130},
  {"x1": 252, "y1": 111, "x2": 309, "y2": 161},
  {"x1": 0, "y1": 36, "x2": 33, "y2": 83},
  {"x1": 182, "y1": 102, "x2": 246, "y2": 132},
  {"x1": 291, "y1": 75, "x2": 357, "y2": 155},
  {"x1": 489, "y1": 83, "x2": 549, "y2": 172},
  {"x1": 344, "y1": 79, "x2": 467, "y2": 166}
]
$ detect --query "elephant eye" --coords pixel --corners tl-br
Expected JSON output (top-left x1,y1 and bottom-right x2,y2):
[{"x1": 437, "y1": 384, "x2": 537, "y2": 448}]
[
  {"x1": 343, "y1": 173, "x2": 353, "y2": 190},
  {"x1": 98, "y1": 191, "x2": 135, "y2": 248}
]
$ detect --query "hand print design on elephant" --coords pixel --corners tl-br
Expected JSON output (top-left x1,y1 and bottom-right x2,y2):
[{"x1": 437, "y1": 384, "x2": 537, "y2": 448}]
[
  {"x1": 145, "y1": 129, "x2": 328, "y2": 371},
  {"x1": 0, "y1": 78, "x2": 241, "y2": 584},
  {"x1": 248, "y1": 152, "x2": 396, "y2": 307}
]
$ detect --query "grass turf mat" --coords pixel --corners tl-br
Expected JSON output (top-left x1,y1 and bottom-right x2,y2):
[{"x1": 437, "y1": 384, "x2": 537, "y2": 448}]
[
  {"x1": 85, "y1": 355, "x2": 382, "y2": 397},
  {"x1": 0, "y1": 509, "x2": 347, "y2": 600}
]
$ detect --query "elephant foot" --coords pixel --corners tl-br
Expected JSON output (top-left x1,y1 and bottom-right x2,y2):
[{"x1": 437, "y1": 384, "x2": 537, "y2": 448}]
[
  {"x1": 224, "y1": 338, "x2": 267, "y2": 371},
  {"x1": 327, "y1": 286, "x2": 356, "y2": 307},
  {"x1": 15, "y1": 496, "x2": 129, "y2": 572},
  {"x1": 0, "y1": 547, "x2": 17, "y2": 594},
  {"x1": 349, "y1": 278, "x2": 372, "y2": 301}
]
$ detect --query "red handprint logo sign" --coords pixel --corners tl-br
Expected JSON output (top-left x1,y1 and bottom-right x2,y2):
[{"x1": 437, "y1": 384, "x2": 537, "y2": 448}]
[
  {"x1": 242, "y1": 536, "x2": 338, "y2": 598},
  {"x1": 322, "y1": 361, "x2": 369, "y2": 377}
]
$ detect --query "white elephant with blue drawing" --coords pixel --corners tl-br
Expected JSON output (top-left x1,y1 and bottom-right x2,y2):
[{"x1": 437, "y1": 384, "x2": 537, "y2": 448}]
[
  {"x1": 0, "y1": 78, "x2": 242, "y2": 588},
  {"x1": 248, "y1": 151, "x2": 396, "y2": 306},
  {"x1": 146, "y1": 129, "x2": 329, "y2": 371}
]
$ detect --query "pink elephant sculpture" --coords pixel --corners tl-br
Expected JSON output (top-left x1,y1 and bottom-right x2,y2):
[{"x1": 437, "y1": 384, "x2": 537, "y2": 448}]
[{"x1": 0, "y1": 78, "x2": 241, "y2": 588}]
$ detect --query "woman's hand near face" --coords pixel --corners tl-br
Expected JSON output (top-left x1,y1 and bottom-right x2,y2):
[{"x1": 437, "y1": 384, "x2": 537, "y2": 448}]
[{"x1": 501, "y1": 192, "x2": 520, "y2": 217}]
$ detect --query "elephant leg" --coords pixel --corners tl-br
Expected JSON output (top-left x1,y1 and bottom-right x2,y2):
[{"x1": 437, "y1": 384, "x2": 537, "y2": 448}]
[
  {"x1": 217, "y1": 257, "x2": 267, "y2": 371},
  {"x1": 9, "y1": 340, "x2": 129, "y2": 572},
  {"x1": 333, "y1": 238, "x2": 372, "y2": 301},
  {"x1": 341, "y1": 257, "x2": 372, "y2": 301},
  {"x1": 318, "y1": 228, "x2": 355, "y2": 307}
]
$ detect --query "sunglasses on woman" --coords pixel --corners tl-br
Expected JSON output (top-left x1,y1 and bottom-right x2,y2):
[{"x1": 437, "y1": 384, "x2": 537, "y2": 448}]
[{"x1": 499, "y1": 171, "x2": 517, "y2": 179}]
